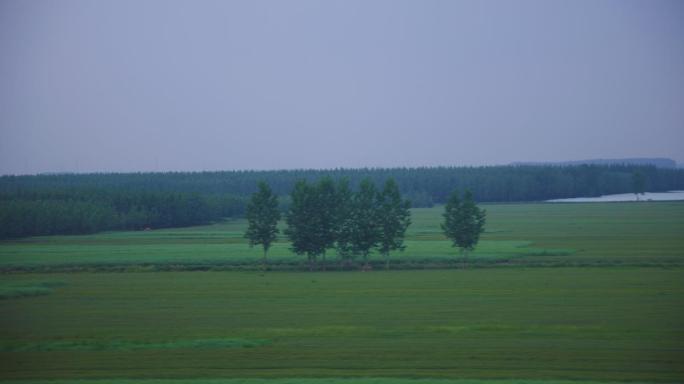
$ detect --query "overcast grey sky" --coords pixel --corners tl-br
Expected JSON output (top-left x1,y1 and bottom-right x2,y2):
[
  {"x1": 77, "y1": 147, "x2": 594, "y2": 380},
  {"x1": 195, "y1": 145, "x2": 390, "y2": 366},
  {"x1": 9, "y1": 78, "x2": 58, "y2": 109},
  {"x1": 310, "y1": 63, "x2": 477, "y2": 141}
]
[{"x1": 1, "y1": 0, "x2": 682, "y2": 175}]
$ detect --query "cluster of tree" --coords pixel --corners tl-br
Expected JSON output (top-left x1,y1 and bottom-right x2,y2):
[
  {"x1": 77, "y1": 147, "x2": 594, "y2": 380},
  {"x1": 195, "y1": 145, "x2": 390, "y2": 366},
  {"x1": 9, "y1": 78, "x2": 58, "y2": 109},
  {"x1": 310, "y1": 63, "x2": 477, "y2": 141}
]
[
  {"x1": 0, "y1": 190, "x2": 245, "y2": 239},
  {"x1": 245, "y1": 177, "x2": 411, "y2": 270},
  {"x1": 247, "y1": 178, "x2": 488, "y2": 271}
]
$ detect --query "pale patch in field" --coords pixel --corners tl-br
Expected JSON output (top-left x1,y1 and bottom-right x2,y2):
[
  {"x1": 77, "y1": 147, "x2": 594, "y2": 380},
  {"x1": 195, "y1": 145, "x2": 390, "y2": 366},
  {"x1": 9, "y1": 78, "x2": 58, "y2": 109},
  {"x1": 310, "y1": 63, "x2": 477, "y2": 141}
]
[{"x1": 547, "y1": 191, "x2": 684, "y2": 202}]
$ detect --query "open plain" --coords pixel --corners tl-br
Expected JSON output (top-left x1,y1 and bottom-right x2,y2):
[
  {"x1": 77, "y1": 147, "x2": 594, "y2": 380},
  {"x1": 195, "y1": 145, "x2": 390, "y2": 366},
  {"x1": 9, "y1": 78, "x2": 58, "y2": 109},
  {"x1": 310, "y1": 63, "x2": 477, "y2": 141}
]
[{"x1": 1, "y1": 202, "x2": 683, "y2": 383}]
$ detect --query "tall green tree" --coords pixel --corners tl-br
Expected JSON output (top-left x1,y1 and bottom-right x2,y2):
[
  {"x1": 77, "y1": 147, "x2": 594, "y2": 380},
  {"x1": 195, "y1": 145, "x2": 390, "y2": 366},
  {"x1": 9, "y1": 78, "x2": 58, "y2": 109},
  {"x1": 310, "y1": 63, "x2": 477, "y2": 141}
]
[
  {"x1": 285, "y1": 180, "x2": 326, "y2": 270},
  {"x1": 350, "y1": 178, "x2": 381, "y2": 270},
  {"x1": 244, "y1": 182, "x2": 281, "y2": 270},
  {"x1": 334, "y1": 178, "x2": 356, "y2": 269},
  {"x1": 315, "y1": 176, "x2": 338, "y2": 270},
  {"x1": 441, "y1": 189, "x2": 486, "y2": 268},
  {"x1": 377, "y1": 178, "x2": 412, "y2": 270}
]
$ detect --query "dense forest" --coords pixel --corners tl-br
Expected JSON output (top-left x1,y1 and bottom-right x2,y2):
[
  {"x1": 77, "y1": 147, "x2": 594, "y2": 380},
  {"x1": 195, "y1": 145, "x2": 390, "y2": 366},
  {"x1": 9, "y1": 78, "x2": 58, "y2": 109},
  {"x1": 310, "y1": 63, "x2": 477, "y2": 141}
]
[{"x1": 1, "y1": 164, "x2": 683, "y2": 239}]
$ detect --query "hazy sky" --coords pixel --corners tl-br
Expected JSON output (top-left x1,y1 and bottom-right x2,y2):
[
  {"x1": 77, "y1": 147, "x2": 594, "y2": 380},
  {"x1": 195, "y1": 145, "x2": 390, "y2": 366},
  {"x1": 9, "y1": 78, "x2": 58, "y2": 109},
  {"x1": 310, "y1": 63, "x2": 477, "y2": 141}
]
[{"x1": 1, "y1": 0, "x2": 683, "y2": 174}]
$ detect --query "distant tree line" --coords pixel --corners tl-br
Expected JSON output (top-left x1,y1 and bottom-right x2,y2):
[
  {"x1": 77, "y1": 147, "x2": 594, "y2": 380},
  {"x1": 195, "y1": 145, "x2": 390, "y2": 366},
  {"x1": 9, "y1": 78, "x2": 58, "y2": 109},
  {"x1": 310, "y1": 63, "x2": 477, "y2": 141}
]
[
  {"x1": 1, "y1": 164, "x2": 683, "y2": 239},
  {"x1": 3, "y1": 164, "x2": 683, "y2": 204},
  {"x1": 0, "y1": 190, "x2": 244, "y2": 239}
]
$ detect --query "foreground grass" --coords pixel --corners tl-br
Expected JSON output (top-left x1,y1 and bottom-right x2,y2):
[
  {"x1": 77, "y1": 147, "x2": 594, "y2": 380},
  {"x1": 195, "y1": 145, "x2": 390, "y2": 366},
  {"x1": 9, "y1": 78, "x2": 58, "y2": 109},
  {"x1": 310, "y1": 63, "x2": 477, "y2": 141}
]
[
  {"x1": 1, "y1": 268, "x2": 683, "y2": 382},
  {"x1": 0, "y1": 379, "x2": 657, "y2": 384},
  {"x1": 1, "y1": 202, "x2": 682, "y2": 270}
]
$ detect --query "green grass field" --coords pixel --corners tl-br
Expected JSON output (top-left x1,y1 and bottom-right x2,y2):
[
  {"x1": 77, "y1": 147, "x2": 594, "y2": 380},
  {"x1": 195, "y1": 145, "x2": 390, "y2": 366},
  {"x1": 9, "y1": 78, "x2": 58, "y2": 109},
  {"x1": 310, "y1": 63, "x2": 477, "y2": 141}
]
[
  {"x1": 1, "y1": 202, "x2": 683, "y2": 383},
  {"x1": 1, "y1": 202, "x2": 683, "y2": 270},
  {"x1": 1, "y1": 269, "x2": 683, "y2": 382}
]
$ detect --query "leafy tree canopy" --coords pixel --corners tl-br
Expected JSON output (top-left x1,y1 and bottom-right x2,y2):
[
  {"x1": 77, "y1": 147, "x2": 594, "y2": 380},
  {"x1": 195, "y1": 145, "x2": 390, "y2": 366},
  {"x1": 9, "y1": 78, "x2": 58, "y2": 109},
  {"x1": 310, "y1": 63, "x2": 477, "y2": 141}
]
[
  {"x1": 441, "y1": 190, "x2": 486, "y2": 259},
  {"x1": 244, "y1": 181, "x2": 280, "y2": 262}
]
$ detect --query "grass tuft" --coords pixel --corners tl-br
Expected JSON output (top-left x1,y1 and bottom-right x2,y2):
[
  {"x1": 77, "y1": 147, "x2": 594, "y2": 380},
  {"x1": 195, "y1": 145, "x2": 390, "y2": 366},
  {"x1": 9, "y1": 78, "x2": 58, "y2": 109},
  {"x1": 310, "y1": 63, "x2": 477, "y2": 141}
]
[{"x1": 0, "y1": 281, "x2": 65, "y2": 300}]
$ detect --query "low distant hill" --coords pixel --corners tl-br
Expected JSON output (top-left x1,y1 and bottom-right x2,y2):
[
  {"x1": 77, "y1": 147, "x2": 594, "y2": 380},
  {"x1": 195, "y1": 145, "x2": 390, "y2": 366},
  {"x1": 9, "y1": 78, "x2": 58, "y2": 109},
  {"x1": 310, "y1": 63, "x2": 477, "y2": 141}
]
[{"x1": 511, "y1": 157, "x2": 677, "y2": 169}]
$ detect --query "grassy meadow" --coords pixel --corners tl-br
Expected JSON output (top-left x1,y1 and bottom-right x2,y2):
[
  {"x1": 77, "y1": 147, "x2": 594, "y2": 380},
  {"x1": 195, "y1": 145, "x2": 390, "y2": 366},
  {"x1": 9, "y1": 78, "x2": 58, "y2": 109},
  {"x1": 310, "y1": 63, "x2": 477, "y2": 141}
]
[
  {"x1": 1, "y1": 269, "x2": 683, "y2": 382},
  {"x1": 1, "y1": 202, "x2": 683, "y2": 383},
  {"x1": 1, "y1": 202, "x2": 683, "y2": 270}
]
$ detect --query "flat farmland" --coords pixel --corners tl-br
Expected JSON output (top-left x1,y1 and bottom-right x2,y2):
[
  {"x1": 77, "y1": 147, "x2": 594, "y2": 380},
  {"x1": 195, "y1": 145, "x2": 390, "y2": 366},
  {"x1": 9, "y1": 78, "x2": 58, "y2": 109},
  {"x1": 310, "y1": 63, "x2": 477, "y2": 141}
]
[
  {"x1": 1, "y1": 268, "x2": 683, "y2": 382},
  {"x1": 0, "y1": 202, "x2": 683, "y2": 270},
  {"x1": 1, "y1": 202, "x2": 683, "y2": 383}
]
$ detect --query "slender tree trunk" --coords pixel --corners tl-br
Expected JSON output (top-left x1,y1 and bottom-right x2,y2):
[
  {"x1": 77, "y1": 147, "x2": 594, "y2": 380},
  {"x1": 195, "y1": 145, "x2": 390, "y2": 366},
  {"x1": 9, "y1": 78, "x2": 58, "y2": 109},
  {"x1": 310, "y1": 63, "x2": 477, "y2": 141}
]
[
  {"x1": 341, "y1": 256, "x2": 351, "y2": 271},
  {"x1": 262, "y1": 247, "x2": 268, "y2": 272},
  {"x1": 385, "y1": 252, "x2": 390, "y2": 270},
  {"x1": 322, "y1": 251, "x2": 326, "y2": 271}
]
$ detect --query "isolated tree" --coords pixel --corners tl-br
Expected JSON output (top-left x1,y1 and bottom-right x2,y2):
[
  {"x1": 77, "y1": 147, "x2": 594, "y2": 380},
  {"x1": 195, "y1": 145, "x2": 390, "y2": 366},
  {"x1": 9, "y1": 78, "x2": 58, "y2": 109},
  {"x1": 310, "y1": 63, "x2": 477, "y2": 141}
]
[
  {"x1": 350, "y1": 178, "x2": 381, "y2": 270},
  {"x1": 441, "y1": 189, "x2": 486, "y2": 268},
  {"x1": 377, "y1": 178, "x2": 412, "y2": 270},
  {"x1": 285, "y1": 180, "x2": 326, "y2": 270},
  {"x1": 632, "y1": 170, "x2": 646, "y2": 201},
  {"x1": 244, "y1": 182, "x2": 280, "y2": 270}
]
